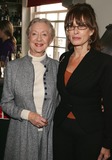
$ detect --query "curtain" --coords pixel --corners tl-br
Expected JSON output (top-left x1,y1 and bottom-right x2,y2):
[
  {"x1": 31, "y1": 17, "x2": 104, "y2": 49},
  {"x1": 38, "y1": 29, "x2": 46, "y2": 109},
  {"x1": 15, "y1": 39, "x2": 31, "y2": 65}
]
[{"x1": 27, "y1": 0, "x2": 62, "y2": 7}]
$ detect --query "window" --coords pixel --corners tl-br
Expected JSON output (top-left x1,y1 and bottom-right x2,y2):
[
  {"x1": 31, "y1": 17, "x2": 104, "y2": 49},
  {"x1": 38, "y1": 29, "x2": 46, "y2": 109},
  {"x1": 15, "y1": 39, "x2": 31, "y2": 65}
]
[{"x1": 31, "y1": 3, "x2": 67, "y2": 60}]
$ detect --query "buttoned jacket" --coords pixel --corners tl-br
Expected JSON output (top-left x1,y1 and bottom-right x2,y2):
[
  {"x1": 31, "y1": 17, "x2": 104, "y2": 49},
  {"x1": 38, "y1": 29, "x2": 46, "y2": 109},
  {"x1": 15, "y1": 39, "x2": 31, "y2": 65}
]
[
  {"x1": 54, "y1": 48, "x2": 112, "y2": 149},
  {"x1": 1, "y1": 54, "x2": 59, "y2": 160}
]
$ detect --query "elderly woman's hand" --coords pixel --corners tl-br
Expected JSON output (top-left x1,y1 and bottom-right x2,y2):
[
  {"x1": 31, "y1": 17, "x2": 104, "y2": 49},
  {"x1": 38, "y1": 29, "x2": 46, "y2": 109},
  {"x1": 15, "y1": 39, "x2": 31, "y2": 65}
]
[{"x1": 28, "y1": 112, "x2": 48, "y2": 128}]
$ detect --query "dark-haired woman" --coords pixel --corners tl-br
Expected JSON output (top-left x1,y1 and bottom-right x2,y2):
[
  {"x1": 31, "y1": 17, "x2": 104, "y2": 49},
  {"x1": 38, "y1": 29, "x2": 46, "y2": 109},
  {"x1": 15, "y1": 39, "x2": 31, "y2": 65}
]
[{"x1": 53, "y1": 3, "x2": 112, "y2": 160}]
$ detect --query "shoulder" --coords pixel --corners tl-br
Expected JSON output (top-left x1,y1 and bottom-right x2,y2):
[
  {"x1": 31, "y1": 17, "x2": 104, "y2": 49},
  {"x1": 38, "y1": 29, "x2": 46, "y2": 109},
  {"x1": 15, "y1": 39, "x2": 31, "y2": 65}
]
[
  {"x1": 4, "y1": 39, "x2": 13, "y2": 46},
  {"x1": 59, "y1": 49, "x2": 74, "y2": 63},
  {"x1": 92, "y1": 49, "x2": 112, "y2": 69},
  {"x1": 92, "y1": 48, "x2": 112, "y2": 60},
  {"x1": 46, "y1": 56, "x2": 59, "y2": 66},
  {"x1": 7, "y1": 55, "x2": 30, "y2": 68},
  {"x1": 59, "y1": 52, "x2": 67, "y2": 62}
]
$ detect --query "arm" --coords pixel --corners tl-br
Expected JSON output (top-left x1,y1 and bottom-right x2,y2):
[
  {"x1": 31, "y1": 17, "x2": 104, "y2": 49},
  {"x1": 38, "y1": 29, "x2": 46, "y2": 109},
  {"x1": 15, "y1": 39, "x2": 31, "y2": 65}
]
[
  {"x1": 1, "y1": 62, "x2": 23, "y2": 120},
  {"x1": 1, "y1": 61, "x2": 48, "y2": 127},
  {"x1": 98, "y1": 57, "x2": 112, "y2": 159}
]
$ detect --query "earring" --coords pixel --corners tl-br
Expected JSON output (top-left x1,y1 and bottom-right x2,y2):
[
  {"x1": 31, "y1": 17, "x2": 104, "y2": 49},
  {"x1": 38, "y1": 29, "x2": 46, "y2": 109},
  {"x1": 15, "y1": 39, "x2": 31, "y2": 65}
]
[
  {"x1": 89, "y1": 38, "x2": 92, "y2": 44},
  {"x1": 87, "y1": 38, "x2": 92, "y2": 51}
]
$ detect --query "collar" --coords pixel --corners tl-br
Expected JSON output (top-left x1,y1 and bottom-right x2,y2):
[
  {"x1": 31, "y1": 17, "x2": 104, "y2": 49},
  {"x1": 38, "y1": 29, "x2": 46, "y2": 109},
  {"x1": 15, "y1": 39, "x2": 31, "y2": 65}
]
[{"x1": 28, "y1": 51, "x2": 46, "y2": 62}]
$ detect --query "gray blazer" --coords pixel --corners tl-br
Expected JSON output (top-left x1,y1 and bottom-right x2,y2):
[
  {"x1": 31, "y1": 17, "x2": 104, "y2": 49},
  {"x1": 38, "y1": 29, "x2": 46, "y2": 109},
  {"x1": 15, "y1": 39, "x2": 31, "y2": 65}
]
[{"x1": 1, "y1": 54, "x2": 59, "y2": 160}]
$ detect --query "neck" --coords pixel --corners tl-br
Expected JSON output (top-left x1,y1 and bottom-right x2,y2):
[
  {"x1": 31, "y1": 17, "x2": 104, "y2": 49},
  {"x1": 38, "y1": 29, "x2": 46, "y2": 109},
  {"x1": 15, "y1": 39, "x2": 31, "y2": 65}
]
[{"x1": 73, "y1": 46, "x2": 90, "y2": 58}]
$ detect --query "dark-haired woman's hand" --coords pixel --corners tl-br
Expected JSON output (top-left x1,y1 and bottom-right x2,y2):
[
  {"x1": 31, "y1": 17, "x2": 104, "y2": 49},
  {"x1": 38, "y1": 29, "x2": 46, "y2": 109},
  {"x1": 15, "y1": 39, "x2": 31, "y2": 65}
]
[{"x1": 97, "y1": 147, "x2": 111, "y2": 160}]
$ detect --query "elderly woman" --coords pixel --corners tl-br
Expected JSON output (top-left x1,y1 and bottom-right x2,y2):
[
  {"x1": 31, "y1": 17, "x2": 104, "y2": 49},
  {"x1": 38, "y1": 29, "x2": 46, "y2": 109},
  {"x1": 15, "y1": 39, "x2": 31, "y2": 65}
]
[{"x1": 1, "y1": 18, "x2": 59, "y2": 160}]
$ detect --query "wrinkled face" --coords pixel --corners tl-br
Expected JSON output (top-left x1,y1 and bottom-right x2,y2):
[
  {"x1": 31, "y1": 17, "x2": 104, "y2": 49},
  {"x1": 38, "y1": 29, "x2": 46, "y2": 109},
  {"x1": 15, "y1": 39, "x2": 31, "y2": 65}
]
[
  {"x1": 28, "y1": 22, "x2": 52, "y2": 57},
  {"x1": 66, "y1": 18, "x2": 94, "y2": 49}
]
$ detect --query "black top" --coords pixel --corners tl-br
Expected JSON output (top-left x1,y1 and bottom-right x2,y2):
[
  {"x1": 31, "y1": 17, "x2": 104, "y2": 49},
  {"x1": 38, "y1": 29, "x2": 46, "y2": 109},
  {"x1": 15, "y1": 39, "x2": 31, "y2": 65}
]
[{"x1": 54, "y1": 48, "x2": 112, "y2": 149}]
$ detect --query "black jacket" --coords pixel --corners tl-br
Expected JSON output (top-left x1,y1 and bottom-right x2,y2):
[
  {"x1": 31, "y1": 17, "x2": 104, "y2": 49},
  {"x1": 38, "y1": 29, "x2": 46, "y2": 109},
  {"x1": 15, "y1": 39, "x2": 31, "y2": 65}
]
[{"x1": 54, "y1": 48, "x2": 112, "y2": 149}]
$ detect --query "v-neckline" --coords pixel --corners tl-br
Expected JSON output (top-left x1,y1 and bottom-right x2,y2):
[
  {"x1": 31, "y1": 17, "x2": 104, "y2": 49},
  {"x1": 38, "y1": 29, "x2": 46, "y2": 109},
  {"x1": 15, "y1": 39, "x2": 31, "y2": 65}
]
[{"x1": 63, "y1": 49, "x2": 95, "y2": 88}]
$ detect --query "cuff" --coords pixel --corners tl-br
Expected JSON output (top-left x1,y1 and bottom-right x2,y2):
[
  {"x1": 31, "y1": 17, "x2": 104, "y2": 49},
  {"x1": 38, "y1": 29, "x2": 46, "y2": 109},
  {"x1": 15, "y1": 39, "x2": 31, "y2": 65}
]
[{"x1": 21, "y1": 109, "x2": 30, "y2": 120}]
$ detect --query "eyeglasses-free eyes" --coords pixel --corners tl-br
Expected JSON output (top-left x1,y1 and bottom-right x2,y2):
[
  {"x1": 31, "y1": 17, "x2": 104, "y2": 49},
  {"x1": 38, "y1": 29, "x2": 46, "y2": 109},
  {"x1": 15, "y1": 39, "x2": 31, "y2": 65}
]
[{"x1": 66, "y1": 23, "x2": 88, "y2": 31}]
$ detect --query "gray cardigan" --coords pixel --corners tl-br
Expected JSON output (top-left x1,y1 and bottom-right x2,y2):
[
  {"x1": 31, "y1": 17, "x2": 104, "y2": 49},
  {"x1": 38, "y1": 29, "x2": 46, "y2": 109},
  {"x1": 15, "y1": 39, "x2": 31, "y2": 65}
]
[{"x1": 1, "y1": 54, "x2": 59, "y2": 160}]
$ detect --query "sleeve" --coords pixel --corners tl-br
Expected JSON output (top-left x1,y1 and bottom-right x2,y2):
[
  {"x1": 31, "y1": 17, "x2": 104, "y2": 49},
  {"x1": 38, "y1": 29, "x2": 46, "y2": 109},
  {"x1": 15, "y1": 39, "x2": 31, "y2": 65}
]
[
  {"x1": 101, "y1": 57, "x2": 112, "y2": 149},
  {"x1": 21, "y1": 109, "x2": 30, "y2": 120},
  {"x1": 1, "y1": 62, "x2": 23, "y2": 120}
]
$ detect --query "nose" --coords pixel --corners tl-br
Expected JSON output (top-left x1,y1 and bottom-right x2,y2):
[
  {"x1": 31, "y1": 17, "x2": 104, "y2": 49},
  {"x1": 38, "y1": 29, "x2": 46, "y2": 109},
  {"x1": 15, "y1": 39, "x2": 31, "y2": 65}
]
[
  {"x1": 73, "y1": 27, "x2": 79, "y2": 34},
  {"x1": 37, "y1": 34, "x2": 42, "y2": 41}
]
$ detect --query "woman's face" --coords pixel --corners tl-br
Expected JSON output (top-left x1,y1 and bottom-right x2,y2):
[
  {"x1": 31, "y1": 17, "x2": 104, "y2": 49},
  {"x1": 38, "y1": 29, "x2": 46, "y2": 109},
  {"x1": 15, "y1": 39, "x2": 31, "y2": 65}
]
[
  {"x1": 66, "y1": 18, "x2": 94, "y2": 49},
  {"x1": 28, "y1": 22, "x2": 52, "y2": 57}
]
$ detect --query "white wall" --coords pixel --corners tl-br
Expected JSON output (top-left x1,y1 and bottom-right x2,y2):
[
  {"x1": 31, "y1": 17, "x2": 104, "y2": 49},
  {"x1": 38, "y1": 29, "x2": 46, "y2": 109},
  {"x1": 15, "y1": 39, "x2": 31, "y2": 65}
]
[{"x1": 86, "y1": 0, "x2": 112, "y2": 37}]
